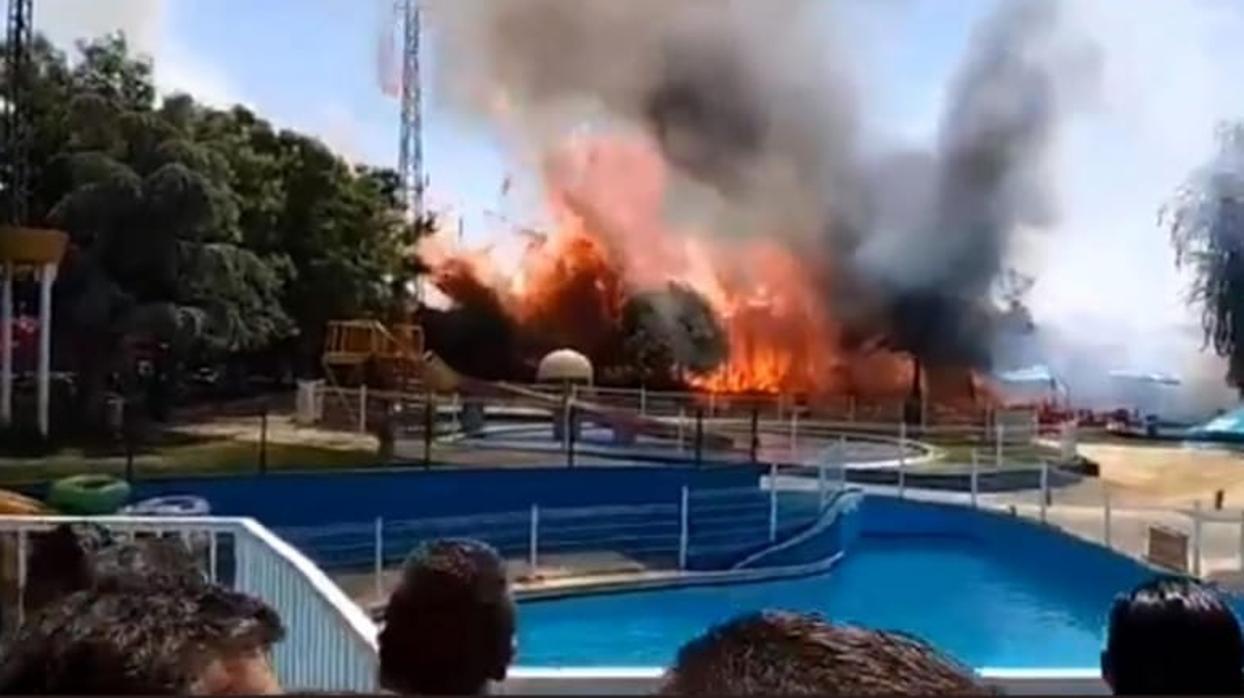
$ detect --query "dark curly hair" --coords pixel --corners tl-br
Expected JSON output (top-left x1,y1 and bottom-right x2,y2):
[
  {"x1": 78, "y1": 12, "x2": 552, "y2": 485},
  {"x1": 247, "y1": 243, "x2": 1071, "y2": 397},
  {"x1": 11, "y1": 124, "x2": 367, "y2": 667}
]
[
  {"x1": 0, "y1": 580, "x2": 284, "y2": 694},
  {"x1": 378, "y1": 539, "x2": 516, "y2": 695},
  {"x1": 1104, "y1": 575, "x2": 1244, "y2": 695},
  {"x1": 661, "y1": 610, "x2": 989, "y2": 696}
]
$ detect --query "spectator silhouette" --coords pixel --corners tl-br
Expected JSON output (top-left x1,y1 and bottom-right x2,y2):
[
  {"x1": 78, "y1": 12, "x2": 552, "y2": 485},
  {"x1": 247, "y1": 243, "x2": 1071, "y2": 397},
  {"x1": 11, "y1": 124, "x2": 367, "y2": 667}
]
[
  {"x1": 379, "y1": 539, "x2": 516, "y2": 695},
  {"x1": 1102, "y1": 575, "x2": 1244, "y2": 695},
  {"x1": 661, "y1": 610, "x2": 988, "y2": 696},
  {"x1": 0, "y1": 578, "x2": 285, "y2": 695}
]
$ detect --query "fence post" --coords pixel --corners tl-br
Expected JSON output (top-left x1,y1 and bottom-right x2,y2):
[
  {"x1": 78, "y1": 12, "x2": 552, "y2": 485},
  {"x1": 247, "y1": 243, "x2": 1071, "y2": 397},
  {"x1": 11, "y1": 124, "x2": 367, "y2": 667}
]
[
  {"x1": 209, "y1": 532, "x2": 219, "y2": 583},
  {"x1": 677, "y1": 408, "x2": 686, "y2": 452},
  {"x1": 897, "y1": 421, "x2": 907, "y2": 499},
  {"x1": 373, "y1": 517, "x2": 384, "y2": 602},
  {"x1": 1193, "y1": 500, "x2": 1203, "y2": 577},
  {"x1": 1104, "y1": 487, "x2": 1113, "y2": 548},
  {"x1": 694, "y1": 408, "x2": 704, "y2": 466},
  {"x1": 838, "y1": 436, "x2": 848, "y2": 488},
  {"x1": 529, "y1": 504, "x2": 540, "y2": 574},
  {"x1": 424, "y1": 395, "x2": 434, "y2": 469},
  {"x1": 970, "y1": 451, "x2": 979, "y2": 509},
  {"x1": 818, "y1": 460, "x2": 827, "y2": 510},
  {"x1": 640, "y1": 386, "x2": 648, "y2": 417},
  {"x1": 1039, "y1": 461, "x2": 1049, "y2": 524},
  {"x1": 358, "y1": 384, "x2": 368, "y2": 434},
  {"x1": 16, "y1": 529, "x2": 27, "y2": 627},
  {"x1": 679, "y1": 486, "x2": 690, "y2": 570},
  {"x1": 566, "y1": 405, "x2": 577, "y2": 469},
  {"x1": 769, "y1": 463, "x2": 779, "y2": 542},
  {"x1": 258, "y1": 401, "x2": 269, "y2": 475},
  {"x1": 451, "y1": 392, "x2": 461, "y2": 433},
  {"x1": 995, "y1": 420, "x2": 1004, "y2": 469},
  {"x1": 749, "y1": 406, "x2": 760, "y2": 464},
  {"x1": 1238, "y1": 510, "x2": 1244, "y2": 572},
  {"x1": 790, "y1": 411, "x2": 799, "y2": 459}
]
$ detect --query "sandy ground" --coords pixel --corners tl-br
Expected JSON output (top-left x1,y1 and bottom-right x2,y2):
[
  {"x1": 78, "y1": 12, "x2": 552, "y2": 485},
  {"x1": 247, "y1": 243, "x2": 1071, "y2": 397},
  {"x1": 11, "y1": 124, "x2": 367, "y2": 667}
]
[{"x1": 1077, "y1": 441, "x2": 1244, "y2": 507}]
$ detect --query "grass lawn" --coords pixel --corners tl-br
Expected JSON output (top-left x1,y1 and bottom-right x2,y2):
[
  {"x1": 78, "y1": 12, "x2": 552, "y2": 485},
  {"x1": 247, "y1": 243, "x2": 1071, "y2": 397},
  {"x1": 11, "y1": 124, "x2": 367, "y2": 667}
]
[{"x1": 0, "y1": 440, "x2": 379, "y2": 486}]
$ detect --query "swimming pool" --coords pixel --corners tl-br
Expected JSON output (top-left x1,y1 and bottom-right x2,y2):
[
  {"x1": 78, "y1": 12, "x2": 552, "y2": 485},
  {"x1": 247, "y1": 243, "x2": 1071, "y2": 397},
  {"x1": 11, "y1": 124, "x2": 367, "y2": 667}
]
[{"x1": 517, "y1": 497, "x2": 1157, "y2": 670}]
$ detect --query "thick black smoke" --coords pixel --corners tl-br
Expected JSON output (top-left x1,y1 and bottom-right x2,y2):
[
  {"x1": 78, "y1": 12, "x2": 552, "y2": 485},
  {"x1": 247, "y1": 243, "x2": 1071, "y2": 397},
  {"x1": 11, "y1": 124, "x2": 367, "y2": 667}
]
[{"x1": 425, "y1": 0, "x2": 1097, "y2": 370}]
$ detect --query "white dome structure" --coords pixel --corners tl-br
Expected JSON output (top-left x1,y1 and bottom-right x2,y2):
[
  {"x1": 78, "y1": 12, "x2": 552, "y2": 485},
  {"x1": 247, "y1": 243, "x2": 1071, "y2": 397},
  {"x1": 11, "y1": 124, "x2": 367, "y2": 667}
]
[{"x1": 536, "y1": 349, "x2": 594, "y2": 384}]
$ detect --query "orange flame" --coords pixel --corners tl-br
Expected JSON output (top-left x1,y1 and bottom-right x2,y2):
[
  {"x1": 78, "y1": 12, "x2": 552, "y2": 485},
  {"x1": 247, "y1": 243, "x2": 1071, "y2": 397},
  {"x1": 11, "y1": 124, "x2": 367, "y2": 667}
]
[{"x1": 421, "y1": 133, "x2": 915, "y2": 396}]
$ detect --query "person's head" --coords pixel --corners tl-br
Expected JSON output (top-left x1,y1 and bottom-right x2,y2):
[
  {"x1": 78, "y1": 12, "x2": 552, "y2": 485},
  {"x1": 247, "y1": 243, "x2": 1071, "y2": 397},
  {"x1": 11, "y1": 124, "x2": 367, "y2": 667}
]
[
  {"x1": 24, "y1": 523, "x2": 113, "y2": 613},
  {"x1": 0, "y1": 580, "x2": 285, "y2": 695},
  {"x1": 378, "y1": 539, "x2": 515, "y2": 695},
  {"x1": 661, "y1": 610, "x2": 988, "y2": 696},
  {"x1": 1102, "y1": 575, "x2": 1244, "y2": 695},
  {"x1": 91, "y1": 536, "x2": 208, "y2": 589}
]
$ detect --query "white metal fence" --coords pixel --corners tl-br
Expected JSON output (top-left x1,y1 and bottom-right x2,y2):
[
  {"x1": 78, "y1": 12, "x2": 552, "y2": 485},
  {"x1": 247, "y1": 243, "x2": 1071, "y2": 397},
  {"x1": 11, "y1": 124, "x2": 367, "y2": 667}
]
[
  {"x1": 0, "y1": 516, "x2": 379, "y2": 693},
  {"x1": 279, "y1": 474, "x2": 838, "y2": 606}
]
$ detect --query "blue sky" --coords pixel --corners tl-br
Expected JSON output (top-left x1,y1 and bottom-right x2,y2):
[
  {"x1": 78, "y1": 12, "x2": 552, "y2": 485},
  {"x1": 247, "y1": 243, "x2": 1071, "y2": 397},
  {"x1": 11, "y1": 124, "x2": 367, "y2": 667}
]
[{"x1": 25, "y1": 0, "x2": 1244, "y2": 392}]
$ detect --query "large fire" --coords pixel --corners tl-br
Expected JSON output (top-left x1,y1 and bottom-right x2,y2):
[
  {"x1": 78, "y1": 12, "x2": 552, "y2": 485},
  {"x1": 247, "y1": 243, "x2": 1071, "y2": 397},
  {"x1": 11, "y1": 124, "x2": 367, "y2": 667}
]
[{"x1": 420, "y1": 133, "x2": 914, "y2": 396}]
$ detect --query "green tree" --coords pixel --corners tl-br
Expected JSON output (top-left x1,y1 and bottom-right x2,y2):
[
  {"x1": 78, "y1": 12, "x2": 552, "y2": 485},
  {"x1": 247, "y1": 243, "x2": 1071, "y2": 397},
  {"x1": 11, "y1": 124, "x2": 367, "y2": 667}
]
[
  {"x1": 1167, "y1": 123, "x2": 1244, "y2": 392},
  {"x1": 620, "y1": 283, "x2": 728, "y2": 386},
  {"x1": 2, "y1": 31, "x2": 422, "y2": 431}
]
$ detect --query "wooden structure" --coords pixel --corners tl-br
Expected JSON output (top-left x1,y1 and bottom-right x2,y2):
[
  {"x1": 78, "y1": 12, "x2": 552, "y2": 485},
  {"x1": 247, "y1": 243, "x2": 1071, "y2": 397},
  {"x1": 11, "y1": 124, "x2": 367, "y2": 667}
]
[{"x1": 322, "y1": 320, "x2": 426, "y2": 391}]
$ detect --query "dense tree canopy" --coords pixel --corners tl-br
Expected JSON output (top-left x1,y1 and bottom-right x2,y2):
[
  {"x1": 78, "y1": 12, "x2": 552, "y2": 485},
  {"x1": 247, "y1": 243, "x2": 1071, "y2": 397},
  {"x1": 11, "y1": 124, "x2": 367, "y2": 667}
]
[
  {"x1": 1167, "y1": 124, "x2": 1244, "y2": 392},
  {"x1": 619, "y1": 283, "x2": 728, "y2": 386},
  {"x1": 1, "y1": 33, "x2": 422, "y2": 427}
]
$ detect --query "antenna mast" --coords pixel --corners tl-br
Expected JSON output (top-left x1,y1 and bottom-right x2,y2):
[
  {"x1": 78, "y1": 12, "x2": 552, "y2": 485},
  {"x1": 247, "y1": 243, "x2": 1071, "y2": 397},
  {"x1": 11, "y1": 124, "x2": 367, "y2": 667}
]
[
  {"x1": 398, "y1": 0, "x2": 424, "y2": 224},
  {"x1": 4, "y1": 0, "x2": 35, "y2": 224}
]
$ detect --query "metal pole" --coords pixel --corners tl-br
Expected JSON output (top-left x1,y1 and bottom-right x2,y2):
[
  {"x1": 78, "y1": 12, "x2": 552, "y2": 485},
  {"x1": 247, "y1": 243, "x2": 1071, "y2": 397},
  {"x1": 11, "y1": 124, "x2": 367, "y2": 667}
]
[
  {"x1": 36, "y1": 264, "x2": 55, "y2": 437},
  {"x1": 790, "y1": 411, "x2": 799, "y2": 459},
  {"x1": 640, "y1": 386, "x2": 647, "y2": 417},
  {"x1": 529, "y1": 504, "x2": 540, "y2": 574},
  {"x1": 694, "y1": 408, "x2": 704, "y2": 466},
  {"x1": 16, "y1": 529, "x2": 27, "y2": 627},
  {"x1": 995, "y1": 421, "x2": 1004, "y2": 469},
  {"x1": 1193, "y1": 500, "x2": 1203, "y2": 577},
  {"x1": 0, "y1": 262, "x2": 12, "y2": 428},
  {"x1": 677, "y1": 408, "x2": 686, "y2": 452},
  {"x1": 769, "y1": 463, "x2": 778, "y2": 542},
  {"x1": 209, "y1": 532, "x2": 219, "y2": 583},
  {"x1": 898, "y1": 420, "x2": 907, "y2": 499},
  {"x1": 424, "y1": 394, "x2": 434, "y2": 469},
  {"x1": 258, "y1": 402, "x2": 269, "y2": 475},
  {"x1": 358, "y1": 384, "x2": 368, "y2": 434},
  {"x1": 838, "y1": 435, "x2": 848, "y2": 488},
  {"x1": 1039, "y1": 461, "x2": 1049, "y2": 524},
  {"x1": 567, "y1": 405, "x2": 577, "y2": 468},
  {"x1": 679, "y1": 486, "x2": 689, "y2": 570},
  {"x1": 1104, "y1": 487, "x2": 1113, "y2": 548},
  {"x1": 749, "y1": 406, "x2": 759, "y2": 464},
  {"x1": 374, "y1": 517, "x2": 384, "y2": 602},
  {"x1": 451, "y1": 392, "x2": 461, "y2": 433},
  {"x1": 818, "y1": 460, "x2": 827, "y2": 510},
  {"x1": 1239, "y1": 510, "x2": 1244, "y2": 572},
  {"x1": 970, "y1": 451, "x2": 979, "y2": 509}
]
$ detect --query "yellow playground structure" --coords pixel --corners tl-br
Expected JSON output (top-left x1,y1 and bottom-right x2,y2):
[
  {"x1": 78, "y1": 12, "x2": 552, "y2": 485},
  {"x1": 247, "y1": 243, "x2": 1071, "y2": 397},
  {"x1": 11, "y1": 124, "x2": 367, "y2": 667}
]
[{"x1": 321, "y1": 320, "x2": 460, "y2": 393}]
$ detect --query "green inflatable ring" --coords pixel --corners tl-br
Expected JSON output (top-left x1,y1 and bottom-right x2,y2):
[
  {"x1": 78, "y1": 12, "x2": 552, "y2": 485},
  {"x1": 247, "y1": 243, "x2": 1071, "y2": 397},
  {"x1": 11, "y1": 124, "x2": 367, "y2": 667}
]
[{"x1": 47, "y1": 475, "x2": 132, "y2": 515}]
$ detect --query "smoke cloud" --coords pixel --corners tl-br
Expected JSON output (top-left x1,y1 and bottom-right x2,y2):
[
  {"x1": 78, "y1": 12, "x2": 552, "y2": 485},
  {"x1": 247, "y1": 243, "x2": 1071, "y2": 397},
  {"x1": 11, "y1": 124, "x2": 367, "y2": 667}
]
[{"x1": 426, "y1": 0, "x2": 1097, "y2": 372}]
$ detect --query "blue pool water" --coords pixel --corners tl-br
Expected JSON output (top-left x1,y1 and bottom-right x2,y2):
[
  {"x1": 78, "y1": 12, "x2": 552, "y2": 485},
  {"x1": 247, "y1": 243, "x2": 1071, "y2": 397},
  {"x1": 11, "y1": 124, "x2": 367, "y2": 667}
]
[{"x1": 518, "y1": 534, "x2": 1136, "y2": 669}]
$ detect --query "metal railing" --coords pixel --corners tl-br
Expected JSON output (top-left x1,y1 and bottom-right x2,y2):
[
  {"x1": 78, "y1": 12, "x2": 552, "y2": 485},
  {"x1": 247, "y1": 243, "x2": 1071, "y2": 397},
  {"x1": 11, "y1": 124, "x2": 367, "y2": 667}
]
[
  {"x1": 279, "y1": 478, "x2": 837, "y2": 605},
  {"x1": 817, "y1": 446, "x2": 1244, "y2": 586},
  {"x1": 0, "y1": 516, "x2": 379, "y2": 693}
]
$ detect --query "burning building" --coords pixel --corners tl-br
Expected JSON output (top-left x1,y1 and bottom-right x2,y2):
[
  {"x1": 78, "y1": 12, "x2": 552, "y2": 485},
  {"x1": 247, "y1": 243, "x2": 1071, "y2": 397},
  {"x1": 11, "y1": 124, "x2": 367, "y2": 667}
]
[{"x1": 416, "y1": 0, "x2": 1098, "y2": 405}]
